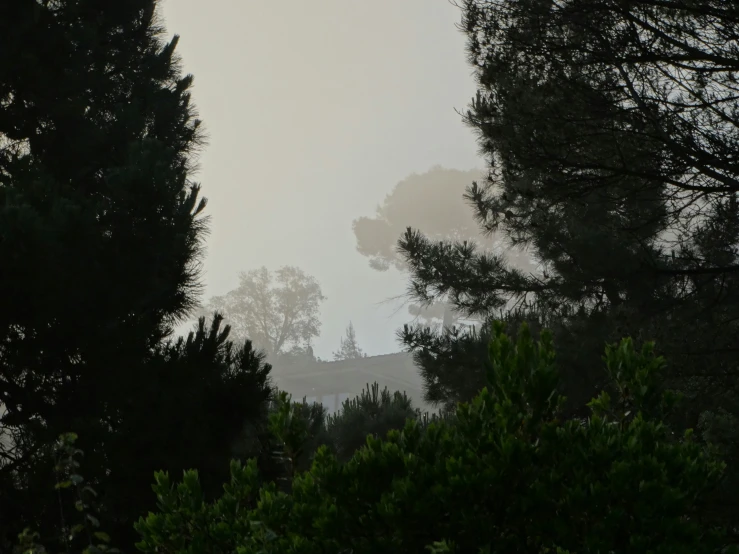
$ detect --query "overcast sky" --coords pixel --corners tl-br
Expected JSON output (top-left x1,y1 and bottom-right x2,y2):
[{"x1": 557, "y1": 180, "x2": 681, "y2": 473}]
[{"x1": 161, "y1": 0, "x2": 484, "y2": 359}]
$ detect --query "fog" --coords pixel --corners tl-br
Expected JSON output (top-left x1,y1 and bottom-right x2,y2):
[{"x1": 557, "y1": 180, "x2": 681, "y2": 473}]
[{"x1": 161, "y1": 0, "x2": 483, "y2": 359}]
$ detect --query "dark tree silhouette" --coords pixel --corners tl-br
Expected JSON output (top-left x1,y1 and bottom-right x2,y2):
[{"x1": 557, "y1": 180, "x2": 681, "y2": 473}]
[
  {"x1": 399, "y1": 0, "x2": 739, "y2": 534},
  {"x1": 0, "y1": 1, "x2": 272, "y2": 549}
]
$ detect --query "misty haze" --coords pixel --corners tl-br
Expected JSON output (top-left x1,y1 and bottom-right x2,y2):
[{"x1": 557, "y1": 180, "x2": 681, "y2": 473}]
[
  {"x1": 2, "y1": 1, "x2": 738, "y2": 552},
  {"x1": 163, "y1": 0, "x2": 535, "y2": 416}
]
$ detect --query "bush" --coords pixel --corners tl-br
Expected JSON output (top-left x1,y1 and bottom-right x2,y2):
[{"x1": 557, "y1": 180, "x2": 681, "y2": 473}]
[
  {"x1": 265, "y1": 381, "x2": 422, "y2": 478},
  {"x1": 134, "y1": 322, "x2": 736, "y2": 554},
  {"x1": 14, "y1": 433, "x2": 118, "y2": 554},
  {"x1": 324, "y1": 382, "x2": 420, "y2": 462}
]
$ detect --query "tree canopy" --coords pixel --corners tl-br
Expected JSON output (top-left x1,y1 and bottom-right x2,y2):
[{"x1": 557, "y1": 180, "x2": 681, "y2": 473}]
[
  {"x1": 198, "y1": 266, "x2": 326, "y2": 358},
  {"x1": 354, "y1": 166, "x2": 536, "y2": 329},
  {"x1": 398, "y1": 0, "x2": 739, "y2": 533},
  {"x1": 0, "y1": 1, "x2": 273, "y2": 549},
  {"x1": 353, "y1": 167, "x2": 488, "y2": 273},
  {"x1": 135, "y1": 322, "x2": 736, "y2": 554},
  {"x1": 7, "y1": 1, "x2": 739, "y2": 552}
]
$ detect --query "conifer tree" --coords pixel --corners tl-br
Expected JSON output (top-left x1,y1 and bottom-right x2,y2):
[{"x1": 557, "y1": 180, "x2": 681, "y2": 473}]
[
  {"x1": 355, "y1": 167, "x2": 486, "y2": 329},
  {"x1": 324, "y1": 382, "x2": 417, "y2": 461},
  {"x1": 333, "y1": 322, "x2": 365, "y2": 361},
  {"x1": 398, "y1": 0, "x2": 739, "y2": 532},
  {"x1": 0, "y1": 1, "x2": 273, "y2": 548}
]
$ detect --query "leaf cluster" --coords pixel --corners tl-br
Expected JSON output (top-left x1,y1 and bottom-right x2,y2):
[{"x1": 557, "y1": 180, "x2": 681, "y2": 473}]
[{"x1": 135, "y1": 323, "x2": 734, "y2": 554}]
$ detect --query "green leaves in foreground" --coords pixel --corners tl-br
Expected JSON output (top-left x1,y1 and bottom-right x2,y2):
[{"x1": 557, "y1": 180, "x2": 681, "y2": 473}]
[
  {"x1": 135, "y1": 322, "x2": 735, "y2": 554},
  {"x1": 16, "y1": 433, "x2": 118, "y2": 554}
]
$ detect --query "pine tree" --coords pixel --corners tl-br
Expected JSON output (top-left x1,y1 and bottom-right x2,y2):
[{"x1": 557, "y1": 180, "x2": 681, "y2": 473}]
[
  {"x1": 106, "y1": 315, "x2": 274, "y2": 542},
  {"x1": 0, "y1": 1, "x2": 272, "y2": 548},
  {"x1": 353, "y1": 167, "x2": 534, "y2": 329},
  {"x1": 324, "y1": 382, "x2": 418, "y2": 461},
  {"x1": 333, "y1": 322, "x2": 365, "y2": 361},
  {"x1": 399, "y1": 322, "x2": 492, "y2": 414},
  {"x1": 398, "y1": 0, "x2": 739, "y2": 533}
]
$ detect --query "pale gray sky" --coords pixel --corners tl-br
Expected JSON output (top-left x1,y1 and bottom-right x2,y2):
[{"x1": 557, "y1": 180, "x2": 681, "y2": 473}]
[{"x1": 161, "y1": 0, "x2": 483, "y2": 358}]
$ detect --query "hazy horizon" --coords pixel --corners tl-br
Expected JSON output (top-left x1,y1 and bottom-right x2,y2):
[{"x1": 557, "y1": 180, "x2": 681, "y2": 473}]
[{"x1": 161, "y1": 0, "x2": 484, "y2": 359}]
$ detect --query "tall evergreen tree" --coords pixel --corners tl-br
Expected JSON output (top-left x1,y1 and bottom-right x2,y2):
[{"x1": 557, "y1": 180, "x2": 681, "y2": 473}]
[
  {"x1": 333, "y1": 321, "x2": 364, "y2": 361},
  {"x1": 398, "y1": 0, "x2": 739, "y2": 532},
  {"x1": 324, "y1": 382, "x2": 418, "y2": 462},
  {"x1": 0, "y1": 1, "x2": 273, "y2": 548},
  {"x1": 105, "y1": 315, "x2": 274, "y2": 545}
]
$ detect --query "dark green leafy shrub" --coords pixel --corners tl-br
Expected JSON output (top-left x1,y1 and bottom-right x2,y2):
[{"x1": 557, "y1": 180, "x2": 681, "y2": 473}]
[
  {"x1": 15, "y1": 433, "x2": 118, "y2": 554},
  {"x1": 135, "y1": 322, "x2": 735, "y2": 554},
  {"x1": 324, "y1": 382, "x2": 419, "y2": 462},
  {"x1": 266, "y1": 391, "x2": 331, "y2": 487},
  {"x1": 266, "y1": 381, "x2": 422, "y2": 476}
]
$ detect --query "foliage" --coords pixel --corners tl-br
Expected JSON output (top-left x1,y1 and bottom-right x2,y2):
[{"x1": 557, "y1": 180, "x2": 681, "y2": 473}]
[
  {"x1": 5, "y1": 314, "x2": 275, "y2": 550},
  {"x1": 323, "y1": 382, "x2": 419, "y2": 462},
  {"x1": 14, "y1": 433, "x2": 118, "y2": 554},
  {"x1": 332, "y1": 321, "x2": 365, "y2": 361},
  {"x1": 353, "y1": 167, "x2": 489, "y2": 273},
  {"x1": 401, "y1": 306, "x2": 611, "y2": 421},
  {"x1": 135, "y1": 322, "x2": 734, "y2": 554},
  {"x1": 266, "y1": 381, "x2": 420, "y2": 474},
  {"x1": 353, "y1": 166, "x2": 534, "y2": 327},
  {"x1": 0, "y1": 0, "x2": 224, "y2": 548},
  {"x1": 398, "y1": 0, "x2": 739, "y2": 531},
  {"x1": 99, "y1": 314, "x2": 274, "y2": 545},
  {"x1": 266, "y1": 391, "x2": 332, "y2": 488},
  {"x1": 271, "y1": 345, "x2": 317, "y2": 367},
  {"x1": 400, "y1": 320, "x2": 492, "y2": 413},
  {"x1": 198, "y1": 267, "x2": 325, "y2": 357}
]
